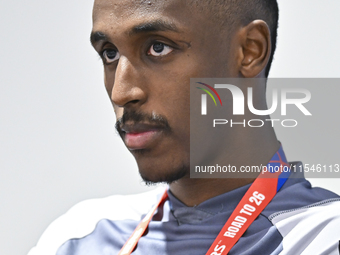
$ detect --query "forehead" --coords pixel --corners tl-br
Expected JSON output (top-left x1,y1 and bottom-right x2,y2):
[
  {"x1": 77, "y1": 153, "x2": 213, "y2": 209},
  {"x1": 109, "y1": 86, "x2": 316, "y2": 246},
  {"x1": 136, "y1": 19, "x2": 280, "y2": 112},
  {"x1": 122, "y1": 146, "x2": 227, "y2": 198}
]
[
  {"x1": 93, "y1": 0, "x2": 181, "y2": 16},
  {"x1": 93, "y1": 0, "x2": 194, "y2": 29}
]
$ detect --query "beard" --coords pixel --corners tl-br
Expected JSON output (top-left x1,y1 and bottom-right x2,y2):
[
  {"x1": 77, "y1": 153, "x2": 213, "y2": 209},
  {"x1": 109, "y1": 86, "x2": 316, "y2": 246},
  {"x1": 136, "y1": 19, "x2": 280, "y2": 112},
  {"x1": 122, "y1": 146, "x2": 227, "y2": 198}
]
[{"x1": 140, "y1": 163, "x2": 189, "y2": 186}]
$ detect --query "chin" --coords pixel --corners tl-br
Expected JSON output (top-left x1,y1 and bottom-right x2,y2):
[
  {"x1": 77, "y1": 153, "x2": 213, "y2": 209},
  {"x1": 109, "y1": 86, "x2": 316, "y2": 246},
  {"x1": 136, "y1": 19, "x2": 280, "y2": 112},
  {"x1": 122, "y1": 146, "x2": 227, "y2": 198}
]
[{"x1": 138, "y1": 163, "x2": 189, "y2": 185}]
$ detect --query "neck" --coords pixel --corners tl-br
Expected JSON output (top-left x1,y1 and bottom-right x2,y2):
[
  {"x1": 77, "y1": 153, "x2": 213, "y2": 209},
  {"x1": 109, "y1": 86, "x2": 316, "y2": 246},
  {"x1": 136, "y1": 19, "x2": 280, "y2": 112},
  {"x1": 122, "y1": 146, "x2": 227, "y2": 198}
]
[
  {"x1": 170, "y1": 125, "x2": 280, "y2": 207},
  {"x1": 169, "y1": 177, "x2": 256, "y2": 207}
]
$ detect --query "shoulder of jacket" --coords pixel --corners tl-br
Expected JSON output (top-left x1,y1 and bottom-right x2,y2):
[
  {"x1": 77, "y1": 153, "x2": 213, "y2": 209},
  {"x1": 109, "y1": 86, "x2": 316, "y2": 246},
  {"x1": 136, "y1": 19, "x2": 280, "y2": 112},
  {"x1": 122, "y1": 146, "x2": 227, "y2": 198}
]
[{"x1": 27, "y1": 187, "x2": 166, "y2": 255}]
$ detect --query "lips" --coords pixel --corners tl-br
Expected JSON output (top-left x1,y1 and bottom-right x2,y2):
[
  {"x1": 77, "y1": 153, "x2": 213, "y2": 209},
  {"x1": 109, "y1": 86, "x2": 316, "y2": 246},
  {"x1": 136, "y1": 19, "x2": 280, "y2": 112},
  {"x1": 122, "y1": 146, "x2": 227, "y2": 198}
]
[{"x1": 121, "y1": 123, "x2": 164, "y2": 150}]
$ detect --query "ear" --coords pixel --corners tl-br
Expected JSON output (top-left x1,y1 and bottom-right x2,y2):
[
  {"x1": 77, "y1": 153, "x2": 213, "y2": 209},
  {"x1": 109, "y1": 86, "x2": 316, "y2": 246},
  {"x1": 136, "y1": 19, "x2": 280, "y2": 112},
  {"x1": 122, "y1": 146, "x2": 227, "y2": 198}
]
[{"x1": 238, "y1": 20, "x2": 271, "y2": 78}]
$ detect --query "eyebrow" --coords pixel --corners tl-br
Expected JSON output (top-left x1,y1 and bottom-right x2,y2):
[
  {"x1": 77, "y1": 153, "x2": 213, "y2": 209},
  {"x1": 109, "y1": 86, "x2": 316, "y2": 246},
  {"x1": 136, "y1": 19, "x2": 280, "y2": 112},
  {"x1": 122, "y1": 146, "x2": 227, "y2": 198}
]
[
  {"x1": 90, "y1": 20, "x2": 180, "y2": 46},
  {"x1": 129, "y1": 20, "x2": 179, "y2": 35},
  {"x1": 90, "y1": 31, "x2": 107, "y2": 46}
]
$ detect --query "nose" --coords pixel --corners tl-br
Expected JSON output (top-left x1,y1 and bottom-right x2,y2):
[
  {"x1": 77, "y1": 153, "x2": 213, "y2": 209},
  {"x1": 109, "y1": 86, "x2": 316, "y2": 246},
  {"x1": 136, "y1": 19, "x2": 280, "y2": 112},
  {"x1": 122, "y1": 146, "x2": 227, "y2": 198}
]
[{"x1": 110, "y1": 56, "x2": 146, "y2": 108}]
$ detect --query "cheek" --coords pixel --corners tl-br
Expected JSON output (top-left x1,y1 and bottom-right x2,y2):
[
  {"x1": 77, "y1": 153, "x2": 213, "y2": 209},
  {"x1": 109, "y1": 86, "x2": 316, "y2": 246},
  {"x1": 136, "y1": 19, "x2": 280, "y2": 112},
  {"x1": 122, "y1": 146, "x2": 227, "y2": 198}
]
[
  {"x1": 104, "y1": 67, "x2": 116, "y2": 96},
  {"x1": 144, "y1": 57, "x2": 199, "y2": 124},
  {"x1": 158, "y1": 82, "x2": 190, "y2": 140}
]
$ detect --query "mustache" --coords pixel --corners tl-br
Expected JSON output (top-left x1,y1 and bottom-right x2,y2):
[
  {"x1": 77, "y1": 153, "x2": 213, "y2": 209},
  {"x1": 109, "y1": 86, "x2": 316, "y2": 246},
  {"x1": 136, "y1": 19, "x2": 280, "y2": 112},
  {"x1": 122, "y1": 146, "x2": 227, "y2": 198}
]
[{"x1": 115, "y1": 110, "x2": 171, "y2": 134}]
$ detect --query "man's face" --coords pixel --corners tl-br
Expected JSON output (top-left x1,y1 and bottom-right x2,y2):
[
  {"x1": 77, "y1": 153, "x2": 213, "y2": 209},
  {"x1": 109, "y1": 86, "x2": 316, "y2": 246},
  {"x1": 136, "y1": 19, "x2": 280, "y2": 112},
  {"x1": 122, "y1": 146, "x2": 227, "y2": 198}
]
[{"x1": 91, "y1": 0, "x2": 238, "y2": 183}]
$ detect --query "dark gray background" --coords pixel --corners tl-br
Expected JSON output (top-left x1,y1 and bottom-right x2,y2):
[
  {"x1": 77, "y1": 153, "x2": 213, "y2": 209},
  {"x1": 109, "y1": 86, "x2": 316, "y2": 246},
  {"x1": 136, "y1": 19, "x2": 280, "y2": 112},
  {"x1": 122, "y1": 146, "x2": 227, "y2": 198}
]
[{"x1": 0, "y1": 0, "x2": 339, "y2": 254}]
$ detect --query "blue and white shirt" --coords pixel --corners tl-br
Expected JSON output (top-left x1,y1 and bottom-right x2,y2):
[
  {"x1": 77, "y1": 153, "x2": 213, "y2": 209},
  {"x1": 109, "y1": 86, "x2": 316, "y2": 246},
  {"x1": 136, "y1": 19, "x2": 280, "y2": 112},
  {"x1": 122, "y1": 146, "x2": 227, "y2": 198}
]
[{"x1": 28, "y1": 162, "x2": 340, "y2": 255}]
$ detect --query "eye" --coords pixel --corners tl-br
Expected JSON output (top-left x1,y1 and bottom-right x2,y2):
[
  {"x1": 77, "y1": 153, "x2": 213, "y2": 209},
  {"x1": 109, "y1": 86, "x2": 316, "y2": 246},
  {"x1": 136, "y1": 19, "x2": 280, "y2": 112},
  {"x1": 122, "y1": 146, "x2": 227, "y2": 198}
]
[
  {"x1": 147, "y1": 42, "x2": 173, "y2": 57},
  {"x1": 102, "y1": 49, "x2": 120, "y2": 64}
]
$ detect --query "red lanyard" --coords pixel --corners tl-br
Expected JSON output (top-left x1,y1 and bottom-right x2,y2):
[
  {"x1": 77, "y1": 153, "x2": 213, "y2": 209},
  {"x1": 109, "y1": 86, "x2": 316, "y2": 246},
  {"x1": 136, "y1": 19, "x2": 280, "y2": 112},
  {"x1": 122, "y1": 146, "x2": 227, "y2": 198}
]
[
  {"x1": 205, "y1": 170, "x2": 283, "y2": 255},
  {"x1": 118, "y1": 190, "x2": 168, "y2": 255},
  {"x1": 118, "y1": 151, "x2": 289, "y2": 255}
]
